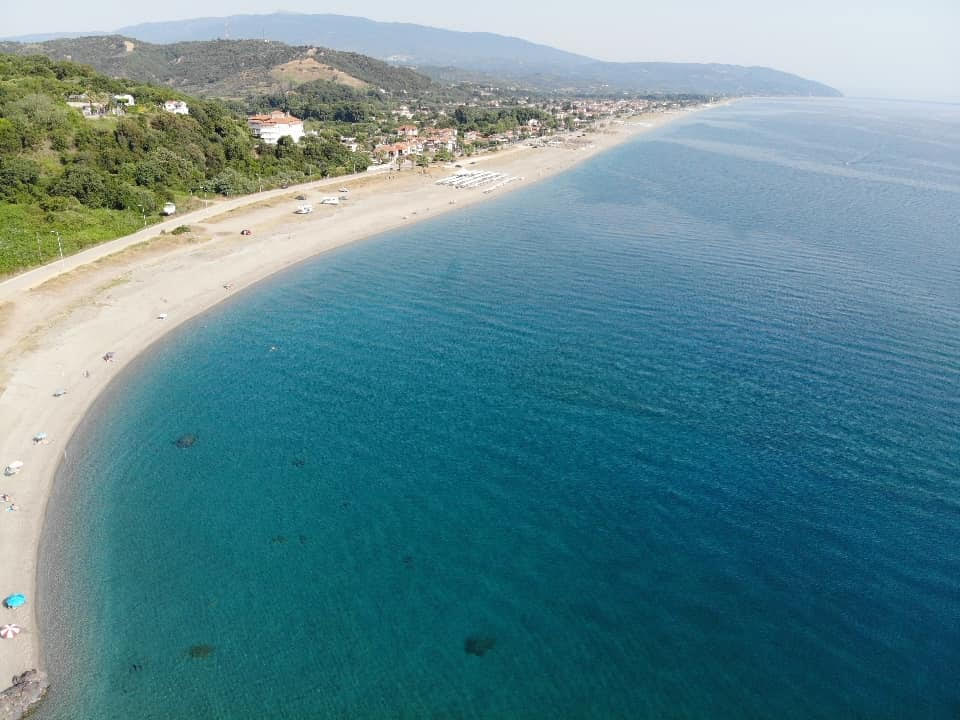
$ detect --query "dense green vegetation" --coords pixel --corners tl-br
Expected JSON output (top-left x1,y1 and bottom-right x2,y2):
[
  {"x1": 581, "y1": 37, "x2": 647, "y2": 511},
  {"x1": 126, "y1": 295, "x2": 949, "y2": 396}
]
[
  {"x1": 251, "y1": 79, "x2": 389, "y2": 123},
  {"x1": 447, "y1": 105, "x2": 556, "y2": 134},
  {"x1": 0, "y1": 54, "x2": 370, "y2": 275}
]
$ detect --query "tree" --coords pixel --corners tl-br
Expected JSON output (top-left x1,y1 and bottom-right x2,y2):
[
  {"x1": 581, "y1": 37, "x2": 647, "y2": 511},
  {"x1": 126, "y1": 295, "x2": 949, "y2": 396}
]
[
  {"x1": 50, "y1": 165, "x2": 109, "y2": 207},
  {"x1": 0, "y1": 118, "x2": 21, "y2": 153},
  {"x1": 274, "y1": 135, "x2": 299, "y2": 160}
]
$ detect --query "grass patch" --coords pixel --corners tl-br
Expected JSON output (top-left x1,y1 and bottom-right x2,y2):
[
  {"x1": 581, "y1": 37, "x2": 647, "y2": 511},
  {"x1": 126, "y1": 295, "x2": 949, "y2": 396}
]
[{"x1": 0, "y1": 202, "x2": 155, "y2": 278}]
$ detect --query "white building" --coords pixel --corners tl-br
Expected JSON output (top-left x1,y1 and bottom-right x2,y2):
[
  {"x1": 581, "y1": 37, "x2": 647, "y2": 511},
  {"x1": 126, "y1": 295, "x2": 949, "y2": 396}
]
[
  {"x1": 340, "y1": 136, "x2": 360, "y2": 152},
  {"x1": 163, "y1": 100, "x2": 189, "y2": 115},
  {"x1": 247, "y1": 111, "x2": 305, "y2": 145},
  {"x1": 113, "y1": 94, "x2": 135, "y2": 106}
]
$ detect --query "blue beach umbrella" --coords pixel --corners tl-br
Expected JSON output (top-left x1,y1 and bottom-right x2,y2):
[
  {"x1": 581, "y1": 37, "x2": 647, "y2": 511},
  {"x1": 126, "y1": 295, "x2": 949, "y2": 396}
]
[{"x1": 4, "y1": 594, "x2": 26, "y2": 609}]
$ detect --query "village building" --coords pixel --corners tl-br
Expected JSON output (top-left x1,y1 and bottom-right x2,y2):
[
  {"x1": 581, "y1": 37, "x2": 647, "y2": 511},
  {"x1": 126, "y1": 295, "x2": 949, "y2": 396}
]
[
  {"x1": 247, "y1": 111, "x2": 305, "y2": 145},
  {"x1": 396, "y1": 125, "x2": 419, "y2": 138},
  {"x1": 113, "y1": 94, "x2": 136, "y2": 106},
  {"x1": 163, "y1": 100, "x2": 189, "y2": 115},
  {"x1": 374, "y1": 140, "x2": 423, "y2": 160},
  {"x1": 421, "y1": 127, "x2": 458, "y2": 153},
  {"x1": 66, "y1": 95, "x2": 125, "y2": 118},
  {"x1": 340, "y1": 136, "x2": 360, "y2": 152}
]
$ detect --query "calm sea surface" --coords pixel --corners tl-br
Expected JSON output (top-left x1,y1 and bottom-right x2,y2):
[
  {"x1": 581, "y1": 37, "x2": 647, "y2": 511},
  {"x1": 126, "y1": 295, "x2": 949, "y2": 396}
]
[{"x1": 37, "y1": 99, "x2": 960, "y2": 718}]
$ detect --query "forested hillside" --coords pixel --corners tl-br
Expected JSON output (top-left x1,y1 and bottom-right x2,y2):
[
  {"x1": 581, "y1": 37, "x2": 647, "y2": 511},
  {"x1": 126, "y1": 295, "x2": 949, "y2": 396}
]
[
  {"x1": 0, "y1": 36, "x2": 435, "y2": 98},
  {"x1": 0, "y1": 54, "x2": 369, "y2": 275}
]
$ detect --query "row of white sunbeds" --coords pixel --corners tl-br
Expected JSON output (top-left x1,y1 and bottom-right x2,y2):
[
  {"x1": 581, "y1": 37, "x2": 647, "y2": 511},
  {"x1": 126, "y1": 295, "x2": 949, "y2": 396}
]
[{"x1": 435, "y1": 170, "x2": 515, "y2": 190}]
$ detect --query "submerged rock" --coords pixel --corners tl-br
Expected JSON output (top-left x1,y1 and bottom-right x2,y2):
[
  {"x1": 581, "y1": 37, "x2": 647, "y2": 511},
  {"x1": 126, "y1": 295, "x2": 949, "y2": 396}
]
[
  {"x1": 464, "y1": 634, "x2": 496, "y2": 656},
  {"x1": 187, "y1": 644, "x2": 215, "y2": 659},
  {"x1": 174, "y1": 434, "x2": 198, "y2": 449}
]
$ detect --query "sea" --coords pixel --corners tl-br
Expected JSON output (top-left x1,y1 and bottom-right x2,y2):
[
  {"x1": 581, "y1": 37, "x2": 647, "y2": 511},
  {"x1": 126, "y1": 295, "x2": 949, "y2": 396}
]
[{"x1": 36, "y1": 98, "x2": 960, "y2": 719}]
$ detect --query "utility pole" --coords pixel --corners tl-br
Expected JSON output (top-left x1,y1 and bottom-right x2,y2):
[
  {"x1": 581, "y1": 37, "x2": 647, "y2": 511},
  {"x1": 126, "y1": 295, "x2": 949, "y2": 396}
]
[
  {"x1": 36, "y1": 232, "x2": 42, "y2": 262},
  {"x1": 50, "y1": 230, "x2": 64, "y2": 263},
  {"x1": 136, "y1": 204, "x2": 146, "y2": 227}
]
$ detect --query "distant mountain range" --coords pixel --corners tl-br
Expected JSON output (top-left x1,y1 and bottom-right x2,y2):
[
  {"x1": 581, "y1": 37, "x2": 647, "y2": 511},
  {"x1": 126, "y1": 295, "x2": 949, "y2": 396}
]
[{"x1": 3, "y1": 12, "x2": 842, "y2": 97}]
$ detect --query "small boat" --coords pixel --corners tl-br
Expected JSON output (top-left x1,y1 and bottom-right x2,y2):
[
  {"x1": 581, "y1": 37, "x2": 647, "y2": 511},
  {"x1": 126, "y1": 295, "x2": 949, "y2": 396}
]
[
  {"x1": 103, "y1": 351, "x2": 116, "y2": 362},
  {"x1": 4, "y1": 461, "x2": 24, "y2": 477},
  {"x1": 157, "y1": 313, "x2": 168, "y2": 320},
  {"x1": 294, "y1": 204, "x2": 313, "y2": 214},
  {"x1": 338, "y1": 187, "x2": 349, "y2": 193},
  {"x1": 319, "y1": 197, "x2": 340, "y2": 206},
  {"x1": 32, "y1": 432, "x2": 48, "y2": 444},
  {"x1": 53, "y1": 388, "x2": 67, "y2": 397}
]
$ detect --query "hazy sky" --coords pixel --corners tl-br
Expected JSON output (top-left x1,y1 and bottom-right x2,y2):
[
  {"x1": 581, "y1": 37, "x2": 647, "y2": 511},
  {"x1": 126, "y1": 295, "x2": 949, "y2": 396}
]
[{"x1": 6, "y1": 1, "x2": 959, "y2": 101}]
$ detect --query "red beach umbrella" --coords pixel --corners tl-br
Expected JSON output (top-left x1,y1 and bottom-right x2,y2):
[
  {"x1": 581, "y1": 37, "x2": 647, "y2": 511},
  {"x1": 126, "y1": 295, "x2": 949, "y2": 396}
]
[{"x1": 0, "y1": 624, "x2": 21, "y2": 639}]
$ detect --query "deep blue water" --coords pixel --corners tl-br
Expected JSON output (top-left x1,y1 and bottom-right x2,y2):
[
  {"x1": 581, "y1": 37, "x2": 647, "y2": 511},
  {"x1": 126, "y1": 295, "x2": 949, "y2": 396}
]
[{"x1": 38, "y1": 99, "x2": 960, "y2": 718}]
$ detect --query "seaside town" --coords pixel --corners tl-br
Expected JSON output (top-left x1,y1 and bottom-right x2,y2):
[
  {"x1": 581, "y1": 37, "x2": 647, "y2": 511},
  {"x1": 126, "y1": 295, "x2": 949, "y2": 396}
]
[
  {"x1": 67, "y1": 91, "x2": 706, "y2": 163},
  {"x1": 252, "y1": 96, "x2": 707, "y2": 164},
  {"x1": 60, "y1": 88, "x2": 710, "y2": 167}
]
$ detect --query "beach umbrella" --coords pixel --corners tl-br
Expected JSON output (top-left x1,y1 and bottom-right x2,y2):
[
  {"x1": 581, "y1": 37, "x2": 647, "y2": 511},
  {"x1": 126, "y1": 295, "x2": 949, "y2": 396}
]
[
  {"x1": 0, "y1": 625, "x2": 20, "y2": 639},
  {"x1": 33, "y1": 432, "x2": 48, "y2": 443},
  {"x1": 3, "y1": 594, "x2": 26, "y2": 609}
]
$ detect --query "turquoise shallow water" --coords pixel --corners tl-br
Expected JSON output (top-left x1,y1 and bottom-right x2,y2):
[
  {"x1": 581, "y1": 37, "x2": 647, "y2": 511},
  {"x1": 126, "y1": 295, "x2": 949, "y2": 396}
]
[{"x1": 38, "y1": 99, "x2": 960, "y2": 718}]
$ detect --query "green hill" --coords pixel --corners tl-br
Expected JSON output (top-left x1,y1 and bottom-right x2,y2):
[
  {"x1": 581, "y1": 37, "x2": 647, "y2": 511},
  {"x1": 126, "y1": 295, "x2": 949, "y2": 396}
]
[
  {"x1": 0, "y1": 54, "x2": 370, "y2": 276},
  {"x1": 0, "y1": 36, "x2": 435, "y2": 98}
]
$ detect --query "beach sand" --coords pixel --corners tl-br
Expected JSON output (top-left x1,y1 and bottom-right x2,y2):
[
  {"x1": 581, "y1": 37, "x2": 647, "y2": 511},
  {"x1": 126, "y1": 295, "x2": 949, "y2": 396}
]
[{"x1": 0, "y1": 109, "x2": 701, "y2": 698}]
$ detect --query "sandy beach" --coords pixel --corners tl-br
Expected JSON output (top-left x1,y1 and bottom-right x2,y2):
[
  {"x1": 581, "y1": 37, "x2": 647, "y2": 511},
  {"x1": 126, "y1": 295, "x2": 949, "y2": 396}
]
[{"x1": 0, "y1": 108, "x2": 700, "y2": 695}]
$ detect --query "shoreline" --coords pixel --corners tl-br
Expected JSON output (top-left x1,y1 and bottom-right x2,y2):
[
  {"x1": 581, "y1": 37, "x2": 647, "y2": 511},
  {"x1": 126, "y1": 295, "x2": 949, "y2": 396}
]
[{"x1": 0, "y1": 105, "x2": 710, "y2": 712}]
